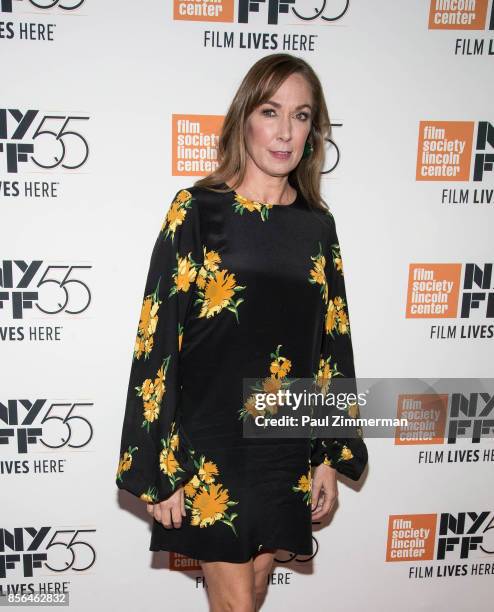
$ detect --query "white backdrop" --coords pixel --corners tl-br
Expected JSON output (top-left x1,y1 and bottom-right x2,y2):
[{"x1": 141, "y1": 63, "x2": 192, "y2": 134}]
[{"x1": 1, "y1": 1, "x2": 493, "y2": 610}]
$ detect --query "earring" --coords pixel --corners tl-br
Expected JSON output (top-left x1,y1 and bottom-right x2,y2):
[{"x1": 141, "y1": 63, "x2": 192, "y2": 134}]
[{"x1": 302, "y1": 139, "x2": 313, "y2": 158}]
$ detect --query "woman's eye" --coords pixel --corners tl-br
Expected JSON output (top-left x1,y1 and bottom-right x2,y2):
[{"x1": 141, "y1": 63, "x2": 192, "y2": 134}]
[{"x1": 261, "y1": 108, "x2": 311, "y2": 121}]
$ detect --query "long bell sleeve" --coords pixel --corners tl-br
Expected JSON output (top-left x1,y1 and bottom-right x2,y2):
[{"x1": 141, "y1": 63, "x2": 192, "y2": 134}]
[
  {"x1": 311, "y1": 211, "x2": 368, "y2": 481},
  {"x1": 116, "y1": 188, "x2": 202, "y2": 503}
]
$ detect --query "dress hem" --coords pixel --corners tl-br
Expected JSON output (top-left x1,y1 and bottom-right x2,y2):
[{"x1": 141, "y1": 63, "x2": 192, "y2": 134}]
[{"x1": 148, "y1": 541, "x2": 314, "y2": 564}]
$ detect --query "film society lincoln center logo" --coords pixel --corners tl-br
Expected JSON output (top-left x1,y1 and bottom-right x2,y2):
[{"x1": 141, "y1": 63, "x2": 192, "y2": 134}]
[
  {"x1": 428, "y1": 0, "x2": 494, "y2": 55},
  {"x1": 416, "y1": 121, "x2": 493, "y2": 198},
  {"x1": 405, "y1": 262, "x2": 493, "y2": 336},
  {"x1": 392, "y1": 390, "x2": 494, "y2": 462}
]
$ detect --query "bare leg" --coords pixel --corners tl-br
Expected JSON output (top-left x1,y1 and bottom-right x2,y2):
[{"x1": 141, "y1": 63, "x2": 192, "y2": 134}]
[
  {"x1": 252, "y1": 548, "x2": 276, "y2": 611},
  {"x1": 200, "y1": 558, "x2": 256, "y2": 612}
]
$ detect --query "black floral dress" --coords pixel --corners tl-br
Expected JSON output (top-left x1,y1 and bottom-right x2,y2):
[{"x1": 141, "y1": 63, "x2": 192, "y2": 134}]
[{"x1": 115, "y1": 183, "x2": 368, "y2": 563}]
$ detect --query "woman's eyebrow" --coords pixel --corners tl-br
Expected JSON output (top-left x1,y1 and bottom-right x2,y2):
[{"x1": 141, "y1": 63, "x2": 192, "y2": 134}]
[{"x1": 263, "y1": 100, "x2": 312, "y2": 110}]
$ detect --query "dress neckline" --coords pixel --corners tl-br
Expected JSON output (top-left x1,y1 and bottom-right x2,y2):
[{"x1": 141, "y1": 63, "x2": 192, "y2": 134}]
[{"x1": 222, "y1": 182, "x2": 302, "y2": 209}]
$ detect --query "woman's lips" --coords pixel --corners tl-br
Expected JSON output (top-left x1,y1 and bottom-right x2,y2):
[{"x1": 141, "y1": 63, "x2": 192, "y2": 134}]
[{"x1": 269, "y1": 150, "x2": 292, "y2": 160}]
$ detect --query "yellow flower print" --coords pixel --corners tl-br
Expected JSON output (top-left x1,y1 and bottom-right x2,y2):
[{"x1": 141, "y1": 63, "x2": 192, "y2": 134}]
[
  {"x1": 141, "y1": 378, "x2": 154, "y2": 401},
  {"x1": 140, "y1": 486, "x2": 158, "y2": 503},
  {"x1": 324, "y1": 296, "x2": 350, "y2": 338},
  {"x1": 260, "y1": 376, "x2": 283, "y2": 415},
  {"x1": 323, "y1": 455, "x2": 333, "y2": 467},
  {"x1": 184, "y1": 474, "x2": 202, "y2": 498},
  {"x1": 196, "y1": 270, "x2": 207, "y2": 289},
  {"x1": 199, "y1": 460, "x2": 219, "y2": 484},
  {"x1": 154, "y1": 366, "x2": 166, "y2": 400},
  {"x1": 196, "y1": 249, "x2": 246, "y2": 321},
  {"x1": 262, "y1": 376, "x2": 282, "y2": 393},
  {"x1": 160, "y1": 447, "x2": 179, "y2": 475},
  {"x1": 175, "y1": 189, "x2": 192, "y2": 205},
  {"x1": 292, "y1": 468, "x2": 312, "y2": 506},
  {"x1": 203, "y1": 270, "x2": 236, "y2": 314},
  {"x1": 314, "y1": 357, "x2": 331, "y2": 395},
  {"x1": 308, "y1": 242, "x2": 329, "y2": 305},
  {"x1": 340, "y1": 445, "x2": 354, "y2": 461},
  {"x1": 134, "y1": 280, "x2": 162, "y2": 361},
  {"x1": 178, "y1": 322, "x2": 184, "y2": 352},
  {"x1": 313, "y1": 355, "x2": 342, "y2": 395},
  {"x1": 190, "y1": 484, "x2": 229, "y2": 528},
  {"x1": 203, "y1": 247, "x2": 221, "y2": 272},
  {"x1": 238, "y1": 345, "x2": 295, "y2": 421},
  {"x1": 161, "y1": 189, "x2": 193, "y2": 240},
  {"x1": 269, "y1": 347, "x2": 292, "y2": 379},
  {"x1": 170, "y1": 433, "x2": 179, "y2": 451},
  {"x1": 333, "y1": 299, "x2": 350, "y2": 334},
  {"x1": 116, "y1": 446, "x2": 138, "y2": 482},
  {"x1": 331, "y1": 243, "x2": 343, "y2": 275},
  {"x1": 143, "y1": 400, "x2": 159, "y2": 424},
  {"x1": 135, "y1": 356, "x2": 171, "y2": 433},
  {"x1": 170, "y1": 252, "x2": 199, "y2": 296},
  {"x1": 318, "y1": 441, "x2": 357, "y2": 471},
  {"x1": 159, "y1": 421, "x2": 188, "y2": 490},
  {"x1": 232, "y1": 193, "x2": 273, "y2": 222},
  {"x1": 183, "y1": 452, "x2": 240, "y2": 535},
  {"x1": 243, "y1": 394, "x2": 263, "y2": 418}
]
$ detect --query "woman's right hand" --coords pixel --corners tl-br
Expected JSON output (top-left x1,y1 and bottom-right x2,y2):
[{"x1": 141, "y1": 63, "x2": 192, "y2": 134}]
[{"x1": 146, "y1": 485, "x2": 186, "y2": 528}]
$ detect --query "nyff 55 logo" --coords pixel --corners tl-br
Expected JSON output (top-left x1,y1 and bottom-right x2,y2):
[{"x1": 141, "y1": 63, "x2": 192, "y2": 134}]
[
  {"x1": 173, "y1": 0, "x2": 350, "y2": 24},
  {"x1": 386, "y1": 512, "x2": 494, "y2": 562},
  {"x1": 0, "y1": 109, "x2": 89, "y2": 173},
  {"x1": 0, "y1": 399, "x2": 94, "y2": 453},
  {"x1": 0, "y1": 260, "x2": 92, "y2": 319},
  {"x1": 395, "y1": 391, "x2": 494, "y2": 445},
  {"x1": 0, "y1": 526, "x2": 96, "y2": 578}
]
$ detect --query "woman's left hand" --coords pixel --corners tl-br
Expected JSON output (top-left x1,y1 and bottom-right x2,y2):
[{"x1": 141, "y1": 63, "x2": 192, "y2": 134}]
[{"x1": 311, "y1": 463, "x2": 338, "y2": 520}]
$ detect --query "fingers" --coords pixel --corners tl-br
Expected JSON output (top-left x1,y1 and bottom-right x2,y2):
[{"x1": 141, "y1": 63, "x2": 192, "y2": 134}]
[
  {"x1": 311, "y1": 484, "x2": 337, "y2": 521},
  {"x1": 149, "y1": 488, "x2": 186, "y2": 529},
  {"x1": 311, "y1": 480, "x2": 322, "y2": 512},
  {"x1": 311, "y1": 486, "x2": 325, "y2": 520},
  {"x1": 311, "y1": 467, "x2": 338, "y2": 520}
]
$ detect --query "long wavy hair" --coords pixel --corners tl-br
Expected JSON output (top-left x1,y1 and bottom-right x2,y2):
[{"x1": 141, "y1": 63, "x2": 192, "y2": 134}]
[{"x1": 193, "y1": 53, "x2": 331, "y2": 212}]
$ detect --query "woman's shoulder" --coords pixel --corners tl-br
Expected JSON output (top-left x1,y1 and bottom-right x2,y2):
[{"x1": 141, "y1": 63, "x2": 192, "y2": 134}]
[
  {"x1": 307, "y1": 199, "x2": 337, "y2": 233},
  {"x1": 171, "y1": 183, "x2": 229, "y2": 211}
]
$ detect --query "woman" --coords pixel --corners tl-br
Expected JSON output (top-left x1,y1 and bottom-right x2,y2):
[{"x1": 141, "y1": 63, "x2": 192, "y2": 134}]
[{"x1": 116, "y1": 52, "x2": 368, "y2": 611}]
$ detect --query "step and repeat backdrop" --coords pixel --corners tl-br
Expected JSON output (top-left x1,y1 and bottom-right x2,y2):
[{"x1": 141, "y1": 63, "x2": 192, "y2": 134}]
[{"x1": 1, "y1": 1, "x2": 493, "y2": 611}]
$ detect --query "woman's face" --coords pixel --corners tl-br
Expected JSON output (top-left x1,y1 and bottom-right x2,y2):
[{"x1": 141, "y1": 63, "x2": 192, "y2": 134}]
[{"x1": 244, "y1": 72, "x2": 313, "y2": 178}]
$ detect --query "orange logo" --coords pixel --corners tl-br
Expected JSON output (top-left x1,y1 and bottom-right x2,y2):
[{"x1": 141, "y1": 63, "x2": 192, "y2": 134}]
[
  {"x1": 405, "y1": 263, "x2": 462, "y2": 318},
  {"x1": 428, "y1": 0, "x2": 489, "y2": 30},
  {"x1": 395, "y1": 394, "x2": 448, "y2": 445},
  {"x1": 169, "y1": 551, "x2": 202, "y2": 571},
  {"x1": 172, "y1": 114, "x2": 224, "y2": 176},
  {"x1": 386, "y1": 514, "x2": 437, "y2": 562},
  {"x1": 173, "y1": 0, "x2": 234, "y2": 22},
  {"x1": 416, "y1": 121, "x2": 474, "y2": 181}
]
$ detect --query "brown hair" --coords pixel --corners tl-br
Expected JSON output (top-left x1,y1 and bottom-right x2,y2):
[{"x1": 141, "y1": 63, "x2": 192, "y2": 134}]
[{"x1": 193, "y1": 53, "x2": 331, "y2": 212}]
